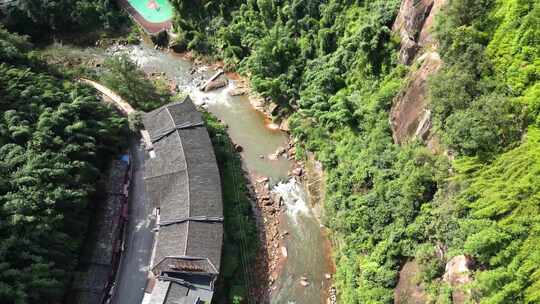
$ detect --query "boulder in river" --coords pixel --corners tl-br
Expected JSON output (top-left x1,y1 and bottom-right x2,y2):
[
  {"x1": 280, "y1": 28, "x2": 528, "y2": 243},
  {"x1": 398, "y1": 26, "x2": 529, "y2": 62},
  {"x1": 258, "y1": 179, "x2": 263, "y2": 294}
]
[
  {"x1": 268, "y1": 102, "x2": 279, "y2": 116},
  {"x1": 280, "y1": 118, "x2": 290, "y2": 131},
  {"x1": 256, "y1": 176, "x2": 269, "y2": 184},
  {"x1": 299, "y1": 277, "x2": 310, "y2": 287},
  {"x1": 271, "y1": 192, "x2": 283, "y2": 206},
  {"x1": 292, "y1": 167, "x2": 303, "y2": 176},
  {"x1": 234, "y1": 144, "x2": 243, "y2": 152},
  {"x1": 204, "y1": 79, "x2": 228, "y2": 92},
  {"x1": 275, "y1": 146, "x2": 286, "y2": 156}
]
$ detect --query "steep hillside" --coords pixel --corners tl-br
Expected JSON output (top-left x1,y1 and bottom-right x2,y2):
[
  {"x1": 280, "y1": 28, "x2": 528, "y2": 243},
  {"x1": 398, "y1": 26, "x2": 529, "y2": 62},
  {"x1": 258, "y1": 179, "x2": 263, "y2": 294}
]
[
  {"x1": 166, "y1": 0, "x2": 539, "y2": 302},
  {"x1": 1, "y1": 0, "x2": 126, "y2": 41},
  {"x1": 0, "y1": 27, "x2": 127, "y2": 303},
  {"x1": 0, "y1": 0, "x2": 535, "y2": 302},
  {"x1": 390, "y1": 0, "x2": 446, "y2": 146}
]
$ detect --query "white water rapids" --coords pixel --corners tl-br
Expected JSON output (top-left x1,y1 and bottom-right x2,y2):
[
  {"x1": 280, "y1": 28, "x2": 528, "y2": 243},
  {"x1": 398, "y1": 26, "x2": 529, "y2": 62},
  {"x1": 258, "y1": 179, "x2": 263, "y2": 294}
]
[{"x1": 121, "y1": 43, "x2": 333, "y2": 303}]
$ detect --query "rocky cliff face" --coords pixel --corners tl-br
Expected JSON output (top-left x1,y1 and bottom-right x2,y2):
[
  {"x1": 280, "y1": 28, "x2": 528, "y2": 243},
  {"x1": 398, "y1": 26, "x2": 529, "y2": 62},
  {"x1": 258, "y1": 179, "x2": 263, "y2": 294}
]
[
  {"x1": 394, "y1": 260, "x2": 427, "y2": 304},
  {"x1": 392, "y1": 0, "x2": 446, "y2": 64},
  {"x1": 390, "y1": 0, "x2": 446, "y2": 145},
  {"x1": 390, "y1": 52, "x2": 442, "y2": 145},
  {"x1": 443, "y1": 255, "x2": 474, "y2": 304}
]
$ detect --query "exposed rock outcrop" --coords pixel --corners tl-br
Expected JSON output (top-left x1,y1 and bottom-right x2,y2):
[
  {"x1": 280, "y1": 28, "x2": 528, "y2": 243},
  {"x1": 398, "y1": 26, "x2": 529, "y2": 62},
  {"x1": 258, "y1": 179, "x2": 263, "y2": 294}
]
[
  {"x1": 204, "y1": 78, "x2": 228, "y2": 92},
  {"x1": 390, "y1": 52, "x2": 442, "y2": 144},
  {"x1": 393, "y1": 0, "x2": 447, "y2": 64},
  {"x1": 394, "y1": 260, "x2": 427, "y2": 304},
  {"x1": 443, "y1": 255, "x2": 474, "y2": 304},
  {"x1": 389, "y1": 0, "x2": 447, "y2": 145}
]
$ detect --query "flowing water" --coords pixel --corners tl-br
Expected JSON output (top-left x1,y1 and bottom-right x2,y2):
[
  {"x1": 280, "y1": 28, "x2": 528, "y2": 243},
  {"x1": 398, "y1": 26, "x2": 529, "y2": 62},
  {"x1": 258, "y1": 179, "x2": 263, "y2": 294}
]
[
  {"x1": 125, "y1": 46, "x2": 290, "y2": 183},
  {"x1": 120, "y1": 44, "x2": 333, "y2": 303},
  {"x1": 272, "y1": 180, "x2": 334, "y2": 303}
]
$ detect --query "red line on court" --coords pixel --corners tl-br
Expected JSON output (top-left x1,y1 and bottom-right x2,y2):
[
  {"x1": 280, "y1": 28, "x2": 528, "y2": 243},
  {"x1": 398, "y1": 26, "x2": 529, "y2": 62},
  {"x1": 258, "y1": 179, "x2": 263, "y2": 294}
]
[{"x1": 117, "y1": 0, "x2": 172, "y2": 34}]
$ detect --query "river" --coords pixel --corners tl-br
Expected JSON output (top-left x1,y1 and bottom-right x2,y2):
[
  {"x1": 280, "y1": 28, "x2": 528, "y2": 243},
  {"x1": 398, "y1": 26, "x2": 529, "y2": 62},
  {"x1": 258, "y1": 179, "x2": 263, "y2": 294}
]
[
  {"x1": 41, "y1": 35, "x2": 334, "y2": 302},
  {"x1": 119, "y1": 43, "x2": 334, "y2": 304}
]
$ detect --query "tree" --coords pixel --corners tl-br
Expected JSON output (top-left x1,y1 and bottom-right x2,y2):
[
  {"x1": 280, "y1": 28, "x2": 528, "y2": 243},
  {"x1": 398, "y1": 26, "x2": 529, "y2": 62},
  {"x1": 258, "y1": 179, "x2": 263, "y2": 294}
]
[
  {"x1": 0, "y1": 29, "x2": 127, "y2": 303},
  {"x1": 100, "y1": 55, "x2": 170, "y2": 112}
]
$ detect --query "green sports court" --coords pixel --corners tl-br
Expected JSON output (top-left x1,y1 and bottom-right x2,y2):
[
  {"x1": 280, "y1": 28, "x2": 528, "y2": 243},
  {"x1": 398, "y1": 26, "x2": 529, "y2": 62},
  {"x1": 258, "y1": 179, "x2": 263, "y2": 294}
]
[{"x1": 126, "y1": 0, "x2": 173, "y2": 23}]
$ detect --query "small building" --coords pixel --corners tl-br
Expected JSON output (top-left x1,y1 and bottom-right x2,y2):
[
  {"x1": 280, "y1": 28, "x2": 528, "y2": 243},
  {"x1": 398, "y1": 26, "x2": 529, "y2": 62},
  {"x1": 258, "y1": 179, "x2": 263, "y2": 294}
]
[{"x1": 143, "y1": 97, "x2": 223, "y2": 304}]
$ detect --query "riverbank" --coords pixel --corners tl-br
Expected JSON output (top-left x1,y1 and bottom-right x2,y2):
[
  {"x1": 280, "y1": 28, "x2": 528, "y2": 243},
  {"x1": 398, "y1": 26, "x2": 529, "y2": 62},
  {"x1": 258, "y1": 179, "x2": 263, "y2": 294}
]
[
  {"x1": 146, "y1": 45, "x2": 337, "y2": 303},
  {"x1": 219, "y1": 73, "x2": 338, "y2": 304},
  {"x1": 203, "y1": 113, "x2": 260, "y2": 303},
  {"x1": 193, "y1": 59, "x2": 338, "y2": 303},
  {"x1": 95, "y1": 40, "x2": 336, "y2": 303}
]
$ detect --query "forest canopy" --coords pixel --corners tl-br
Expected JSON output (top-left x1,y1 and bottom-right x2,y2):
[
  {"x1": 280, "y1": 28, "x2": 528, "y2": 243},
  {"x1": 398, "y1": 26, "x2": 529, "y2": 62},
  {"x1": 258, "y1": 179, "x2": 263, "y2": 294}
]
[
  {"x1": 0, "y1": 27, "x2": 126, "y2": 303},
  {"x1": 169, "y1": 0, "x2": 540, "y2": 303},
  {"x1": 0, "y1": 0, "x2": 125, "y2": 39},
  {"x1": 0, "y1": 0, "x2": 538, "y2": 303}
]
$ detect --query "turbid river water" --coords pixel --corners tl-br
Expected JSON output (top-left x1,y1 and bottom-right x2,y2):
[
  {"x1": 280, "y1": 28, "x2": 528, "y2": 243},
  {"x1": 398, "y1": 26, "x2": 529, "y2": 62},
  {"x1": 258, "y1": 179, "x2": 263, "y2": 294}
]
[
  {"x1": 119, "y1": 43, "x2": 333, "y2": 304},
  {"x1": 41, "y1": 39, "x2": 334, "y2": 302}
]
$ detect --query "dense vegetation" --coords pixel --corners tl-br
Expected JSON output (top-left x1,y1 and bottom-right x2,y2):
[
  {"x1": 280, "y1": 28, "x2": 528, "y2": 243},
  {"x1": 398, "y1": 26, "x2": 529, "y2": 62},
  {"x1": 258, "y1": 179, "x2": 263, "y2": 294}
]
[
  {"x1": 0, "y1": 2, "x2": 259, "y2": 304},
  {"x1": 427, "y1": 0, "x2": 540, "y2": 302},
  {"x1": 100, "y1": 54, "x2": 173, "y2": 112},
  {"x1": 170, "y1": 0, "x2": 539, "y2": 303},
  {"x1": 0, "y1": 27, "x2": 127, "y2": 303},
  {"x1": 449, "y1": 129, "x2": 540, "y2": 303},
  {"x1": 0, "y1": 0, "x2": 538, "y2": 302},
  {"x1": 204, "y1": 113, "x2": 258, "y2": 304},
  {"x1": 0, "y1": 0, "x2": 125, "y2": 39}
]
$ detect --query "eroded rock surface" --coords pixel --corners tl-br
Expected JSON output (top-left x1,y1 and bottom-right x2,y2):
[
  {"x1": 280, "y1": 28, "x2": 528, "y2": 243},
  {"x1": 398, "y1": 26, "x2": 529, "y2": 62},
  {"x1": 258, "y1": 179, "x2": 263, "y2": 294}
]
[
  {"x1": 394, "y1": 260, "x2": 427, "y2": 304},
  {"x1": 443, "y1": 255, "x2": 474, "y2": 304},
  {"x1": 392, "y1": 0, "x2": 447, "y2": 64},
  {"x1": 390, "y1": 0, "x2": 447, "y2": 146},
  {"x1": 390, "y1": 52, "x2": 442, "y2": 144}
]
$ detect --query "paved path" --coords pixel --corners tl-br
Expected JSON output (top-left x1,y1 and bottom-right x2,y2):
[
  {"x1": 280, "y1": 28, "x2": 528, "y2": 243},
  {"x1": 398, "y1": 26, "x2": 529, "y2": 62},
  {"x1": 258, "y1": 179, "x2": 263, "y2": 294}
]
[{"x1": 110, "y1": 138, "x2": 154, "y2": 304}]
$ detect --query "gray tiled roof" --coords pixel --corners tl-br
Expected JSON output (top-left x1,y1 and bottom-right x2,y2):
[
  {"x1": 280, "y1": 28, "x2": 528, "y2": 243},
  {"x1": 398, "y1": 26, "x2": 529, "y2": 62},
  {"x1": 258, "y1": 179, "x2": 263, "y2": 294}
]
[
  {"x1": 143, "y1": 97, "x2": 223, "y2": 275},
  {"x1": 149, "y1": 280, "x2": 171, "y2": 304},
  {"x1": 164, "y1": 283, "x2": 189, "y2": 304}
]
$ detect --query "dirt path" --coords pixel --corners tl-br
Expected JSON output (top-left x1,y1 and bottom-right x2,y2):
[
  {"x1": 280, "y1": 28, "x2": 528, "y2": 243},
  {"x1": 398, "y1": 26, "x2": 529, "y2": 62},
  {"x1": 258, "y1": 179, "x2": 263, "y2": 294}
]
[
  {"x1": 80, "y1": 78, "x2": 153, "y2": 150},
  {"x1": 81, "y1": 78, "x2": 136, "y2": 114}
]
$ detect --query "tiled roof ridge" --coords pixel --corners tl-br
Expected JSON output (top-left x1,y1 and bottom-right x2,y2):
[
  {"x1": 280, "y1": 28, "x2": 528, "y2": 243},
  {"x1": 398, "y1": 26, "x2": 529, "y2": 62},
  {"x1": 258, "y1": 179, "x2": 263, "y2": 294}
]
[{"x1": 164, "y1": 105, "x2": 192, "y2": 257}]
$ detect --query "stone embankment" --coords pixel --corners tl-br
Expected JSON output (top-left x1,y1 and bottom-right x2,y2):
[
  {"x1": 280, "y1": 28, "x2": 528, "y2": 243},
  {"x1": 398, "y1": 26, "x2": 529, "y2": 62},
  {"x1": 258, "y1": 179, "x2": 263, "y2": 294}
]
[{"x1": 68, "y1": 159, "x2": 130, "y2": 304}]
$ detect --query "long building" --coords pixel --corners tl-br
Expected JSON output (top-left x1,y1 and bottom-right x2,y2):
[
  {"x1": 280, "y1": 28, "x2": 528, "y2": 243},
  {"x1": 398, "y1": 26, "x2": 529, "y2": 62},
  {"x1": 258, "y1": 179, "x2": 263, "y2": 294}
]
[{"x1": 142, "y1": 97, "x2": 223, "y2": 304}]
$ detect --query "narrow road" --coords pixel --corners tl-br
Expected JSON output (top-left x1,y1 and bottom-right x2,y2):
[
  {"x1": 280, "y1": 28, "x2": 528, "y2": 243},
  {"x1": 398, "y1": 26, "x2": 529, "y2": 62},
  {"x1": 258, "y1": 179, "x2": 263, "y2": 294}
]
[{"x1": 111, "y1": 138, "x2": 154, "y2": 304}]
